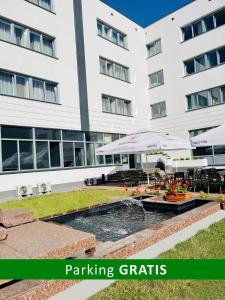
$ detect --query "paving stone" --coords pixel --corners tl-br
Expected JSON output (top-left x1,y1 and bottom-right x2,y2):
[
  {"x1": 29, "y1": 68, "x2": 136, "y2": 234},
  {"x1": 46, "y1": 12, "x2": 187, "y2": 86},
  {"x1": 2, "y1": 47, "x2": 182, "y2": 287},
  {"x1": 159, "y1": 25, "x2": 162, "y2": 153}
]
[
  {"x1": 3, "y1": 221, "x2": 96, "y2": 259},
  {"x1": 0, "y1": 226, "x2": 7, "y2": 241},
  {"x1": 1, "y1": 208, "x2": 33, "y2": 228}
]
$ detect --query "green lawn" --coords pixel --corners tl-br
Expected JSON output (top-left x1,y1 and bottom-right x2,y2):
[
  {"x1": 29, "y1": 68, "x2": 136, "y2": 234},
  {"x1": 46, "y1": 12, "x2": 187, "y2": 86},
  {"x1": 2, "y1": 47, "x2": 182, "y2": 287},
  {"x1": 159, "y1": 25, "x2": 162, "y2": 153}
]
[
  {"x1": 90, "y1": 218, "x2": 225, "y2": 300},
  {"x1": 0, "y1": 189, "x2": 126, "y2": 219}
]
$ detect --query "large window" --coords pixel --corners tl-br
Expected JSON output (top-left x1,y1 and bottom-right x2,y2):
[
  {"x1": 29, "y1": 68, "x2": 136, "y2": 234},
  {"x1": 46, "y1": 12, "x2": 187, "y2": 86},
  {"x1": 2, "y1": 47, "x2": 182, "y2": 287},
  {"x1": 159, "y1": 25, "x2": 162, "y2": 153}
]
[
  {"x1": 0, "y1": 125, "x2": 123, "y2": 173},
  {"x1": 151, "y1": 101, "x2": 167, "y2": 119},
  {"x1": 26, "y1": 0, "x2": 53, "y2": 12},
  {"x1": 97, "y1": 20, "x2": 127, "y2": 49},
  {"x1": 149, "y1": 70, "x2": 164, "y2": 88},
  {"x1": 0, "y1": 16, "x2": 55, "y2": 56},
  {"x1": 0, "y1": 69, "x2": 58, "y2": 103},
  {"x1": 182, "y1": 8, "x2": 225, "y2": 41},
  {"x1": 102, "y1": 95, "x2": 132, "y2": 116},
  {"x1": 100, "y1": 57, "x2": 129, "y2": 82},
  {"x1": 187, "y1": 84, "x2": 225, "y2": 111},
  {"x1": 147, "y1": 39, "x2": 161, "y2": 58},
  {"x1": 184, "y1": 46, "x2": 225, "y2": 75}
]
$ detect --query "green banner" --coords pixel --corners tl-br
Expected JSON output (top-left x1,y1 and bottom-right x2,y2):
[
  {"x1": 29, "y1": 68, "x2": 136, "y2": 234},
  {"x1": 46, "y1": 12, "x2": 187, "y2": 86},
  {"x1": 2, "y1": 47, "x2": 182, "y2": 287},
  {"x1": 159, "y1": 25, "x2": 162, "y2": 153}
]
[{"x1": 0, "y1": 259, "x2": 225, "y2": 280}]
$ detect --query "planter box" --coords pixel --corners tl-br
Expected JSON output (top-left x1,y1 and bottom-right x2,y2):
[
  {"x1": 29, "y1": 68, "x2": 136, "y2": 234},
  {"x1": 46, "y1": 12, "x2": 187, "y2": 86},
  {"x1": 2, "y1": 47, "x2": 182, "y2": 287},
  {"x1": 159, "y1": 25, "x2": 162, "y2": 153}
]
[{"x1": 166, "y1": 192, "x2": 191, "y2": 202}]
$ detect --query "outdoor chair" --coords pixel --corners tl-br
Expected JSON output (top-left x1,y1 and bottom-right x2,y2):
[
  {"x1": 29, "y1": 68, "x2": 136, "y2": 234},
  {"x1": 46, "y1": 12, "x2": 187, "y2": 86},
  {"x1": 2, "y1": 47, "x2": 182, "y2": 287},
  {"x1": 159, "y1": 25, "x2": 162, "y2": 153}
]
[
  {"x1": 192, "y1": 170, "x2": 208, "y2": 192},
  {"x1": 174, "y1": 172, "x2": 185, "y2": 180},
  {"x1": 207, "y1": 173, "x2": 222, "y2": 194}
]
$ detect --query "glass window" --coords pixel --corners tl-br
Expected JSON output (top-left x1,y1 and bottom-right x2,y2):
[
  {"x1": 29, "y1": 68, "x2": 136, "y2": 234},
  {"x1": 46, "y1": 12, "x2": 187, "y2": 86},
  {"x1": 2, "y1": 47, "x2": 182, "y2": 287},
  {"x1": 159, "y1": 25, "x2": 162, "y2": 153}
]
[
  {"x1": 16, "y1": 75, "x2": 29, "y2": 98},
  {"x1": 100, "y1": 57, "x2": 129, "y2": 82},
  {"x1": 42, "y1": 36, "x2": 54, "y2": 56},
  {"x1": 40, "y1": 0, "x2": 52, "y2": 10},
  {"x1": 0, "y1": 72, "x2": 13, "y2": 96},
  {"x1": 86, "y1": 143, "x2": 95, "y2": 166},
  {"x1": 2, "y1": 140, "x2": 18, "y2": 172},
  {"x1": 187, "y1": 94, "x2": 197, "y2": 110},
  {"x1": 182, "y1": 26, "x2": 193, "y2": 41},
  {"x1": 110, "y1": 97, "x2": 117, "y2": 114},
  {"x1": 151, "y1": 102, "x2": 166, "y2": 119},
  {"x1": 149, "y1": 70, "x2": 164, "y2": 88},
  {"x1": 100, "y1": 58, "x2": 106, "y2": 74},
  {"x1": 97, "y1": 22, "x2": 102, "y2": 36},
  {"x1": 30, "y1": 32, "x2": 41, "y2": 52},
  {"x1": 104, "y1": 134, "x2": 113, "y2": 144},
  {"x1": 35, "y1": 128, "x2": 61, "y2": 140},
  {"x1": 147, "y1": 39, "x2": 162, "y2": 57},
  {"x1": 14, "y1": 26, "x2": 25, "y2": 46},
  {"x1": 63, "y1": 142, "x2": 74, "y2": 168},
  {"x1": 45, "y1": 82, "x2": 57, "y2": 102},
  {"x1": 195, "y1": 55, "x2": 206, "y2": 72},
  {"x1": 218, "y1": 47, "x2": 225, "y2": 64},
  {"x1": 215, "y1": 9, "x2": 225, "y2": 27},
  {"x1": 36, "y1": 141, "x2": 49, "y2": 169},
  {"x1": 0, "y1": 19, "x2": 11, "y2": 42},
  {"x1": 102, "y1": 95, "x2": 110, "y2": 112},
  {"x1": 185, "y1": 59, "x2": 195, "y2": 75},
  {"x1": 1, "y1": 126, "x2": 33, "y2": 139},
  {"x1": 32, "y1": 79, "x2": 44, "y2": 101},
  {"x1": 106, "y1": 60, "x2": 113, "y2": 76},
  {"x1": 211, "y1": 87, "x2": 220, "y2": 105},
  {"x1": 112, "y1": 31, "x2": 118, "y2": 44},
  {"x1": 207, "y1": 51, "x2": 218, "y2": 68},
  {"x1": 118, "y1": 34, "x2": 125, "y2": 47},
  {"x1": 222, "y1": 86, "x2": 225, "y2": 102},
  {"x1": 95, "y1": 144, "x2": 104, "y2": 165},
  {"x1": 19, "y1": 141, "x2": 34, "y2": 170},
  {"x1": 203, "y1": 15, "x2": 214, "y2": 31},
  {"x1": 50, "y1": 142, "x2": 61, "y2": 167},
  {"x1": 75, "y1": 142, "x2": 85, "y2": 167},
  {"x1": 114, "y1": 154, "x2": 121, "y2": 164},
  {"x1": 85, "y1": 132, "x2": 103, "y2": 143},
  {"x1": 214, "y1": 146, "x2": 225, "y2": 155},
  {"x1": 193, "y1": 21, "x2": 203, "y2": 36},
  {"x1": 63, "y1": 130, "x2": 84, "y2": 141},
  {"x1": 193, "y1": 146, "x2": 213, "y2": 156},
  {"x1": 105, "y1": 155, "x2": 113, "y2": 165},
  {"x1": 197, "y1": 91, "x2": 209, "y2": 107}
]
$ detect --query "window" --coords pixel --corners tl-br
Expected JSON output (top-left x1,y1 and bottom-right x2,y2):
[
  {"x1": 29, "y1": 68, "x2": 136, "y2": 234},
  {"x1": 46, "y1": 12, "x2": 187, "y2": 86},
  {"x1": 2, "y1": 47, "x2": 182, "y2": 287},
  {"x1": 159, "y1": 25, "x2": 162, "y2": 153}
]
[
  {"x1": 1, "y1": 126, "x2": 32, "y2": 139},
  {"x1": 215, "y1": 8, "x2": 225, "y2": 27},
  {"x1": 189, "y1": 127, "x2": 215, "y2": 157},
  {"x1": 147, "y1": 39, "x2": 161, "y2": 58},
  {"x1": 27, "y1": 0, "x2": 53, "y2": 12},
  {"x1": 0, "y1": 72, "x2": 13, "y2": 96},
  {"x1": 0, "y1": 69, "x2": 58, "y2": 103},
  {"x1": 184, "y1": 46, "x2": 225, "y2": 75},
  {"x1": 182, "y1": 8, "x2": 225, "y2": 41},
  {"x1": 187, "y1": 85, "x2": 225, "y2": 111},
  {"x1": 19, "y1": 141, "x2": 34, "y2": 170},
  {"x1": 102, "y1": 95, "x2": 132, "y2": 116},
  {"x1": 16, "y1": 75, "x2": 29, "y2": 98},
  {"x1": 35, "y1": 128, "x2": 60, "y2": 140},
  {"x1": 36, "y1": 141, "x2": 49, "y2": 169},
  {"x1": 63, "y1": 143, "x2": 74, "y2": 168},
  {"x1": 97, "y1": 20, "x2": 127, "y2": 48},
  {"x1": 2, "y1": 141, "x2": 18, "y2": 172},
  {"x1": 149, "y1": 70, "x2": 164, "y2": 88},
  {"x1": 63, "y1": 130, "x2": 84, "y2": 141},
  {"x1": 151, "y1": 101, "x2": 167, "y2": 119},
  {"x1": 0, "y1": 17, "x2": 55, "y2": 57},
  {"x1": 86, "y1": 143, "x2": 95, "y2": 166},
  {"x1": 0, "y1": 19, "x2": 11, "y2": 42},
  {"x1": 50, "y1": 142, "x2": 61, "y2": 167},
  {"x1": 100, "y1": 57, "x2": 129, "y2": 82},
  {"x1": 195, "y1": 55, "x2": 206, "y2": 72},
  {"x1": 75, "y1": 143, "x2": 85, "y2": 167}
]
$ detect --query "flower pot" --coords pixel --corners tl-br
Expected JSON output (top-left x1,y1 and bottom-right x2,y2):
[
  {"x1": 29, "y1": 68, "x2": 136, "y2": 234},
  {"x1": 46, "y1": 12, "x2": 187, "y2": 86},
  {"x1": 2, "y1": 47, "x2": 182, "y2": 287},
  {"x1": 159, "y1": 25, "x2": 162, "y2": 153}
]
[
  {"x1": 221, "y1": 202, "x2": 225, "y2": 210},
  {"x1": 166, "y1": 192, "x2": 191, "y2": 202}
]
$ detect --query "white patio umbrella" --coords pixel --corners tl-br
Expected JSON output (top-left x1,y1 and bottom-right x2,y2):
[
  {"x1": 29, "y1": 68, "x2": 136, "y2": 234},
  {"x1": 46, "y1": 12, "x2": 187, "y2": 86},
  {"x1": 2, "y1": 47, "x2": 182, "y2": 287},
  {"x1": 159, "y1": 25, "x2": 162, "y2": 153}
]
[
  {"x1": 191, "y1": 125, "x2": 225, "y2": 147},
  {"x1": 96, "y1": 130, "x2": 192, "y2": 185}
]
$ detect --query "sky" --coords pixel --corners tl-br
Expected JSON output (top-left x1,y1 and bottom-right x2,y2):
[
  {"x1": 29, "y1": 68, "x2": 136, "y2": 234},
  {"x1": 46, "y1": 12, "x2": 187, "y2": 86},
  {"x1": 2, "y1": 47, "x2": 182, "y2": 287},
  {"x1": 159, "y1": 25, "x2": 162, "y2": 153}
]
[{"x1": 101, "y1": 0, "x2": 192, "y2": 27}]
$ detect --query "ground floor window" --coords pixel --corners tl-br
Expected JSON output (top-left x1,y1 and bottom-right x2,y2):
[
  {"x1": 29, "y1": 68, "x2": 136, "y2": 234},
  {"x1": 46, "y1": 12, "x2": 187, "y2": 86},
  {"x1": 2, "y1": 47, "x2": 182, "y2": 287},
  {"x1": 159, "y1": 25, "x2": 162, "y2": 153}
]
[{"x1": 0, "y1": 125, "x2": 123, "y2": 173}]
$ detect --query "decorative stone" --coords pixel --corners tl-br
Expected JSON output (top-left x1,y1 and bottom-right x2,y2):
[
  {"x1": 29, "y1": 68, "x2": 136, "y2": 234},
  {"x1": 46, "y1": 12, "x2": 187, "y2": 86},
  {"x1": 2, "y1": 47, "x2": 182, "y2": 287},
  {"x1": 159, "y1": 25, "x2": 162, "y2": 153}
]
[
  {"x1": 1, "y1": 208, "x2": 33, "y2": 228},
  {"x1": 0, "y1": 226, "x2": 7, "y2": 241}
]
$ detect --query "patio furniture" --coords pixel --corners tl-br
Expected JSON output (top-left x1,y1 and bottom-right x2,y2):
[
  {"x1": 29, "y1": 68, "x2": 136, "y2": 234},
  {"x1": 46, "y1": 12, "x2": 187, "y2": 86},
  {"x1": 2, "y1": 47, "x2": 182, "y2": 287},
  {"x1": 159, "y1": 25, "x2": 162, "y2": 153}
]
[
  {"x1": 174, "y1": 172, "x2": 185, "y2": 180},
  {"x1": 207, "y1": 172, "x2": 222, "y2": 194}
]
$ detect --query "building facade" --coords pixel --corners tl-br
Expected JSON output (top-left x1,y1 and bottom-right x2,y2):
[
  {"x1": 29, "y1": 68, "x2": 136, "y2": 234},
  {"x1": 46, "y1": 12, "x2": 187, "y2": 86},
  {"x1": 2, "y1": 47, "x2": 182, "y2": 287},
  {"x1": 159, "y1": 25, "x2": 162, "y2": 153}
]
[{"x1": 0, "y1": 0, "x2": 224, "y2": 199}]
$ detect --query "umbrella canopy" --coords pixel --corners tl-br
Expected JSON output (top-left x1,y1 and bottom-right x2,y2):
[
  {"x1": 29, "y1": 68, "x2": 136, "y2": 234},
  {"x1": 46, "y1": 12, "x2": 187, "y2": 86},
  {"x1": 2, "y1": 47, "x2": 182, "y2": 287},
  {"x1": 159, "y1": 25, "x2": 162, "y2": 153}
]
[
  {"x1": 191, "y1": 125, "x2": 224, "y2": 147},
  {"x1": 96, "y1": 130, "x2": 192, "y2": 155}
]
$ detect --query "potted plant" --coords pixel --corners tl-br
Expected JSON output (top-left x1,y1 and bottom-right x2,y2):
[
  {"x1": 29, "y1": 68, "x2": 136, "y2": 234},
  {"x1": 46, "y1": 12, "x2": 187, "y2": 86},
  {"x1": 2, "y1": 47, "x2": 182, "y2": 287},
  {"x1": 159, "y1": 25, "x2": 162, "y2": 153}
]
[
  {"x1": 164, "y1": 179, "x2": 191, "y2": 202},
  {"x1": 215, "y1": 194, "x2": 225, "y2": 210}
]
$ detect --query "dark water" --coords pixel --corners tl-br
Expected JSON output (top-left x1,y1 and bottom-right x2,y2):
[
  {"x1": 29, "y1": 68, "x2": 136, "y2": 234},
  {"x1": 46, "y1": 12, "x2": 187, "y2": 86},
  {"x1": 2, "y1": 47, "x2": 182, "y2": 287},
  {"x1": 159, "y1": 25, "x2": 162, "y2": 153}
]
[{"x1": 55, "y1": 204, "x2": 176, "y2": 242}]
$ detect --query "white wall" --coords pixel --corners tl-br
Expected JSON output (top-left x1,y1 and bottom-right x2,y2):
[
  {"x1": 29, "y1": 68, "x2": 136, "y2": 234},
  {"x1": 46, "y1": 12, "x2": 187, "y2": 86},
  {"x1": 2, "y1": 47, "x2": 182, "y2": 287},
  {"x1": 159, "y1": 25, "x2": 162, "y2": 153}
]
[
  {"x1": 0, "y1": 0, "x2": 81, "y2": 130},
  {"x1": 145, "y1": 0, "x2": 225, "y2": 143},
  {"x1": 81, "y1": 0, "x2": 150, "y2": 134}
]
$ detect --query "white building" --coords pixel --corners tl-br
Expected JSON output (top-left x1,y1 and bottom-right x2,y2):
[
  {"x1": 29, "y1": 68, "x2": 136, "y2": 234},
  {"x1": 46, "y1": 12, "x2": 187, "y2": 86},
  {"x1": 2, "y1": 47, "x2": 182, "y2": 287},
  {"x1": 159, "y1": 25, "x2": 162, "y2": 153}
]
[{"x1": 0, "y1": 0, "x2": 224, "y2": 200}]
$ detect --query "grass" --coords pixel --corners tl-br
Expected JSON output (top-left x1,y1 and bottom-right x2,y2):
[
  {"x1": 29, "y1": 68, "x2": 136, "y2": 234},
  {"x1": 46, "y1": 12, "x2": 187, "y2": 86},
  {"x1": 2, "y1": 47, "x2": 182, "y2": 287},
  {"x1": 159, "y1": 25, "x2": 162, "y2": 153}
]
[
  {"x1": 0, "y1": 189, "x2": 126, "y2": 219},
  {"x1": 90, "y1": 218, "x2": 225, "y2": 300}
]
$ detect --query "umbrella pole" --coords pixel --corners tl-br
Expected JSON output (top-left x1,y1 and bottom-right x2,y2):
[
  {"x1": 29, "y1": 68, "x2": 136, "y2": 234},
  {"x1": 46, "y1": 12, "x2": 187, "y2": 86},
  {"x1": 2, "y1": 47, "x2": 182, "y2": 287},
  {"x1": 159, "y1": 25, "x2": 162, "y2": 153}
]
[{"x1": 146, "y1": 153, "x2": 150, "y2": 186}]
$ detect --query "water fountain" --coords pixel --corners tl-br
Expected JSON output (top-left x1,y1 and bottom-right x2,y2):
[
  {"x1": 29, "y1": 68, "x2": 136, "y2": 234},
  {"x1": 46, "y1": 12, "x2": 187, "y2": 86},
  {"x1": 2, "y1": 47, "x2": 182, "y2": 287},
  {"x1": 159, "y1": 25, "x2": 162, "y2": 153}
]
[{"x1": 121, "y1": 197, "x2": 146, "y2": 216}]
